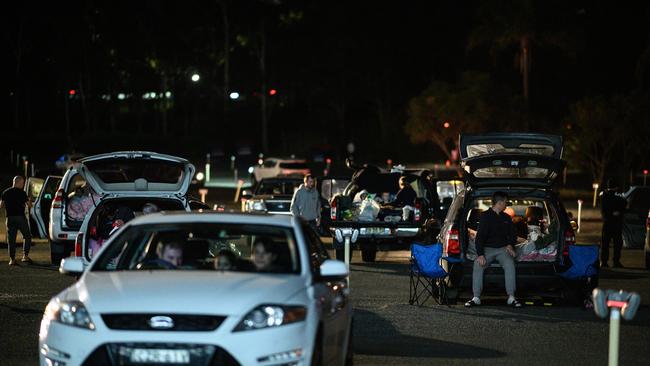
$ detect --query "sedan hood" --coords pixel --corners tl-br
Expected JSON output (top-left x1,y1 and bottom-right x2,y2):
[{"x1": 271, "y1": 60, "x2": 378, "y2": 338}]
[{"x1": 68, "y1": 271, "x2": 306, "y2": 316}]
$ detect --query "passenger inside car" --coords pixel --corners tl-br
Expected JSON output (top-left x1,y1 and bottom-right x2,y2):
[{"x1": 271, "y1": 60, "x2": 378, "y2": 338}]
[
  {"x1": 252, "y1": 238, "x2": 290, "y2": 273},
  {"x1": 157, "y1": 241, "x2": 183, "y2": 267},
  {"x1": 215, "y1": 249, "x2": 238, "y2": 271}
]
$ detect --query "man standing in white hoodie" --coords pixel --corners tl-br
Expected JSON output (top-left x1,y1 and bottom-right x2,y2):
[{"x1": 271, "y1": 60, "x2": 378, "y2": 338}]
[{"x1": 290, "y1": 174, "x2": 321, "y2": 230}]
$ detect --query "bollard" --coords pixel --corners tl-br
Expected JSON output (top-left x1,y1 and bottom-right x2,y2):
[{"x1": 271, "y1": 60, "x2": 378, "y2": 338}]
[
  {"x1": 198, "y1": 188, "x2": 208, "y2": 203},
  {"x1": 577, "y1": 199, "x2": 583, "y2": 233},
  {"x1": 234, "y1": 179, "x2": 244, "y2": 203},
  {"x1": 592, "y1": 183, "x2": 599, "y2": 208},
  {"x1": 592, "y1": 288, "x2": 641, "y2": 366}
]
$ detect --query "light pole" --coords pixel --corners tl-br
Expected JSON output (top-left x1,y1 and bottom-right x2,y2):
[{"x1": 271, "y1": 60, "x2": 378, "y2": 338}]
[{"x1": 592, "y1": 183, "x2": 600, "y2": 208}]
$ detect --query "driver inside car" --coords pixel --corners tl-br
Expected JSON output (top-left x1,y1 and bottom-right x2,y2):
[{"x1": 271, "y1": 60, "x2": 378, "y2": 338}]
[{"x1": 158, "y1": 241, "x2": 183, "y2": 267}]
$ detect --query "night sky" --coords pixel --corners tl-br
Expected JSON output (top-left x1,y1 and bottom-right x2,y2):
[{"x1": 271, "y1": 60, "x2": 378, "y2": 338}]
[{"x1": 4, "y1": 1, "x2": 650, "y2": 169}]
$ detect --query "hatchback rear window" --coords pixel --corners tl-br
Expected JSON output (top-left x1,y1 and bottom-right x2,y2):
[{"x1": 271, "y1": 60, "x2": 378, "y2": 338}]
[
  {"x1": 470, "y1": 166, "x2": 552, "y2": 179},
  {"x1": 83, "y1": 159, "x2": 184, "y2": 184},
  {"x1": 466, "y1": 144, "x2": 555, "y2": 158},
  {"x1": 279, "y1": 162, "x2": 308, "y2": 170}
]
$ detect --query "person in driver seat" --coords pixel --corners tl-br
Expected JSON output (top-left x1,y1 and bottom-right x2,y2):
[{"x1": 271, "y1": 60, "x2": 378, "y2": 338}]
[{"x1": 156, "y1": 241, "x2": 184, "y2": 268}]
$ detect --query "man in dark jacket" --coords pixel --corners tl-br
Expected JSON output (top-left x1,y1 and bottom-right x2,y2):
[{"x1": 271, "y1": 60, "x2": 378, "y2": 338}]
[
  {"x1": 1, "y1": 176, "x2": 32, "y2": 265},
  {"x1": 391, "y1": 176, "x2": 417, "y2": 208},
  {"x1": 465, "y1": 191, "x2": 522, "y2": 308},
  {"x1": 600, "y1": 183, "x2": 626, "y2": 268}
]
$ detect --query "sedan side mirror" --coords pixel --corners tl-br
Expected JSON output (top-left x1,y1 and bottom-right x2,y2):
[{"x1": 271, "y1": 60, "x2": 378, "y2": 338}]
[
  {"x1": 60, "y1": 257, "x2": 85, "y2": 276},
  {"x1": 319, "y1": 259, "x2": 349, "y2": 280}
]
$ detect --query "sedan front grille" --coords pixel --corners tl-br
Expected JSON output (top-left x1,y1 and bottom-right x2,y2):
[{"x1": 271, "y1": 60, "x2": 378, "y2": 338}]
[{"x1": 101, "y1": 314, "x2": 226, "y2": 331}]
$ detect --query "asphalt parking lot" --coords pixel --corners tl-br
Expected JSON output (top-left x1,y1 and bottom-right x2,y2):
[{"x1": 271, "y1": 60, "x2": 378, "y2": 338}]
[{"x1": 1, "y1": 235, "x2": 649, "y2": 365}]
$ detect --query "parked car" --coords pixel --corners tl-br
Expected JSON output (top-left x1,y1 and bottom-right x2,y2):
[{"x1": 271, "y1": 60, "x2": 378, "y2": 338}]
[
  {"x1": 318, "y1": 176, "x2": 350, "y2": 236},
  {"x1": 41, "y1": 212, "x2": 352, "y2": 366},
  {"x1": 439, "y1": 133, "x2": 593, "y2": 302},
  {"x1": 252, "y1": 157, "x2": 310, "y2": 183},
  {"x1": 622, "y1": 186, "x2": 650, "y2": 248},
  {"x1": 328, "y1": 164, "x2": 442, "y2": 262},
  {"x1": 241, "y1": 177, "x2": 303, "y2": 214},
  {"x1": 30, "y1": 151, "x2": 195, "y2": 265}
]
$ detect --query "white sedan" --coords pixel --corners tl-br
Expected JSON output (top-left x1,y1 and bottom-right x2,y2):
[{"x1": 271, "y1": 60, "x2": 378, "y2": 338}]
[{"x1": 39, "y1": 212, "x2": 352, "y2": 366}]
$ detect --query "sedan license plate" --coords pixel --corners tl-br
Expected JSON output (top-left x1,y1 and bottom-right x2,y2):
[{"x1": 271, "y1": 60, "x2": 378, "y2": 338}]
[
  {"x1": 128, "y1": 348, "x2": 190, "y2": 364},
  {"x1": 363, "y1": 227, "x2": 387, "y2": 235}
]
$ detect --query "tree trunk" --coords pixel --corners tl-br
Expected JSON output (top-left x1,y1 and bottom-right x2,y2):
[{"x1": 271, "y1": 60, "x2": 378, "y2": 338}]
[
  {"x1": 259, "y1": 18, "x2": 269, "y2": 153},
  {"x1": 520, "y1": 36, "x2": 530, "y2": 131},
  {"x1": 220, "y1": 0, "x2": 230, "y2": 129}
]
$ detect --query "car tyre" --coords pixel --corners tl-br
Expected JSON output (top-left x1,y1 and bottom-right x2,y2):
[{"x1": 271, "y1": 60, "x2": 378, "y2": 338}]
[
  {"x1": 311, "y1": 328, "x2": 323, "y2": 366},
  {"x1": 360, "y1": 246, "x2": 376, "y2": 263},
  {"x1": 336, "y1": 248, "x2": 352, "y2": 263},
  {"x1": 345, "y1": 322, "x2": 354, "y2": 366}
]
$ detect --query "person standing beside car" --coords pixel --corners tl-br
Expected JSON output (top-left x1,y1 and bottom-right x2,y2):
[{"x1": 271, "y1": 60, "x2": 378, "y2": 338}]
[
  {"x1": 600, "y1": 182, "x2": 627, "y2": 268},
  {"x1": 465, "y1": 191, "x2": 522, "y2": 308},
  {"x1": 0, "y1": 176, "x2": 33, "y2": 265},
  {"x1": 290, "y1": 174, "x2": 321, "y2": 230}
]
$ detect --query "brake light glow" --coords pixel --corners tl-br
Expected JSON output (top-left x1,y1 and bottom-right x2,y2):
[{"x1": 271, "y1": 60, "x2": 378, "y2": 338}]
[
  {"x1": 330, "y1": 199, "x2": 337, "y2": 221},
  {"x1": 414, "y1": 202, "x2": 422, "y2": 222},
  {"x1": 52, "y1": 189, "x2": 65, "y2": 209},
  {"x1": 446, "y1": 227, "x2": 460, "y2": 255},
  {"x1": 74, "y1": 233, "x2": 83, "y2": 257},
  {"x1": 563, "y1": 229, "x2": 576, "y2": 257}
]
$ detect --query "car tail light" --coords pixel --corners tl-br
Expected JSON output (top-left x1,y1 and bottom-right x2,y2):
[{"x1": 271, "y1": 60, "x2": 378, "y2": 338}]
[
  {"x1": 446, "y1": 227, "x2": 460, "y2": 255},
  {"x1": 563, "y1": 229, "x2": 576, "y2": 257},
  {"x1": 52, "y1": 189, "x2": 65, "y2": 209},
  {"x1": 75, "y1": 232, "x2": 83, "y2": 257},
  {"x1": 414, "y1": 202, "x2": 422, "y2": 222},
  {"x1": 330, "y1": 198, "x2": 337, "y2": 221}
]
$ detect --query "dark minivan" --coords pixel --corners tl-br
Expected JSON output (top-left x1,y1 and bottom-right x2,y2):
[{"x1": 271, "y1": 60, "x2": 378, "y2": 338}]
[{"x1": 439, "y1": 133, "x2": 595, "y2": 302}]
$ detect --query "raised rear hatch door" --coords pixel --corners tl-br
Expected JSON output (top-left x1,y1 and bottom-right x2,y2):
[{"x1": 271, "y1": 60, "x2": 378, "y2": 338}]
[{"x1": 77, "y1": 151, "x2": 195, "y2": 198}]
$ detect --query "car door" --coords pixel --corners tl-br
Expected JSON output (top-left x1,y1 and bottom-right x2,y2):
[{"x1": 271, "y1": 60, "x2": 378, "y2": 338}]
[
  {"x1": 623, "y1": 187, "x2": 650, "y2": 248},
  {"x1": 304, "y1": 224, "x2": 349, "y2": 363},
  {"x1": 31, "y1": 176, "x2": 62, "y2": 238},
  {"x1": 25, "y1": 177, "x2": 44, "y2": 237}
]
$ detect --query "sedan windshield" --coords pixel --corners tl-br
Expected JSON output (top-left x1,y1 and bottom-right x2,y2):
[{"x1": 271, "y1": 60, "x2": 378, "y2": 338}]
[{"x1": 92, "y1": 223, "x2": 300, "y2": 274}]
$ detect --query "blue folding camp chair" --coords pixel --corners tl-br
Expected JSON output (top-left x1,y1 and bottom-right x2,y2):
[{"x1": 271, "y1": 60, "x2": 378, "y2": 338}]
[
  {"x1": 409, "y1": 243, "x2": 462, "y2": 305},
  {"x1": 560, "y1": 244, "x2": 599, "y2": 305}
]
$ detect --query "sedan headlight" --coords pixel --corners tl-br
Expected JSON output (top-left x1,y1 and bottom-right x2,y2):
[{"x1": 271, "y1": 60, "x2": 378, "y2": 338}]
[
  {"x1": 233, "y1": 305, "x2": 306, "y2": 332},
  {"x1": 43, "y1": 299, "x2": 95, "y2": 330},
  {"x1": 248, "y1": 200, "x2": 267, "y2": 212}
]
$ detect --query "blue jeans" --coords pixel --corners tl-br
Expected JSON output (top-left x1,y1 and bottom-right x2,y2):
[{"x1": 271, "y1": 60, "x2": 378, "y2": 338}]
[{"x1": 6, "y1": 216, "x2": 32, "y2": 259}]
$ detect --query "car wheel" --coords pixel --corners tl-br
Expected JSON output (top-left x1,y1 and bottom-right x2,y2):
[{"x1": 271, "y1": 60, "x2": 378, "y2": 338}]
[
  {"x1": 345, "y1": 322, "x2": 354, "y2": 366},
  {"x1": 360, "y1": 246, "x2": 376, "y2": 263},
  {"x1": 311, "y1": 328, "x2": 323, "y2": 366},
  {"x1": 336, "y1": 248, "x2": 352, "y2": 263}
]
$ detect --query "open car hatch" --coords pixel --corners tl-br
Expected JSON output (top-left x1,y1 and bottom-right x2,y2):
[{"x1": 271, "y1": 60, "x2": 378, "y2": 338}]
[
  {"x1": 459, "y1": 133, "x2": 565, "y2": 188},
  {"x1": 77, "y1": 151, "x2": 195, "y2": 198}
]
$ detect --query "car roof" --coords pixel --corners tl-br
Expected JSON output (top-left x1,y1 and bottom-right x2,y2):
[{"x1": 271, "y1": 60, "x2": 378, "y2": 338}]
[{"x1": 125, "y1": 211, "x2": 298, "y2": 228}]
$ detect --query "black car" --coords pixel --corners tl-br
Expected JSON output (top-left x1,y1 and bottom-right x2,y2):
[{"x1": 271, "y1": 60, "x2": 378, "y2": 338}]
[
  {"x1": 439, "y1": 133, "x2": 593, "y2": 302},
  {"x1": 241, "y1": 177, "x2": 302, "y2": 215}
]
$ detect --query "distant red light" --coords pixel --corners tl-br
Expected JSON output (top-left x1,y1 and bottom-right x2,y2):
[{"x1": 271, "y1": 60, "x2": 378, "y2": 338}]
[
  {"x1": 269, "y1": 89, "x2": 277, "y2": 96},
  {"x1": 69, "y1": 89, "x2": 76, "y2": 95},
  {"x1": 644, "y1": 169, "x2": 649, "y2": 175},
  {"x1": 443, "y1": 121, "x2": 450, "y2": 128},
  {"x1": 325, "y1": 158, "x2": 332, "y2": 165}
]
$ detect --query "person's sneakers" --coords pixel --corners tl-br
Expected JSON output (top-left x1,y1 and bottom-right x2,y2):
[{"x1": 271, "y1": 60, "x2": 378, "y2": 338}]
[
  {"x1": 465, "y1": 297, "x2": 481, "y2": 307},
  {"x1": 508, "y1": 296, "x2": 523, "y2": 308},
  {"x1": 8, "y1": 258, "x2": 18, "y2": 266},
  {"x1": 613, "y1": 262, "x2": 624, "y2": 268},
  {"x1": 21, "y1": 255, "x2": 33, "y2": 264}
]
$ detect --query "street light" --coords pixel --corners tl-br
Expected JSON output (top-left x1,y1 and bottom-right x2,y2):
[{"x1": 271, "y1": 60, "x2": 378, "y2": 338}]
[
  {"x1": 443, "y1": 121, "x2": 451, "y2": 128},
  {"x1": 191, "y1": 73, "x2": 200, "y2": 82},
  {"x1": 229, "y1": 92, "x2": 240, "y2": 100}
]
